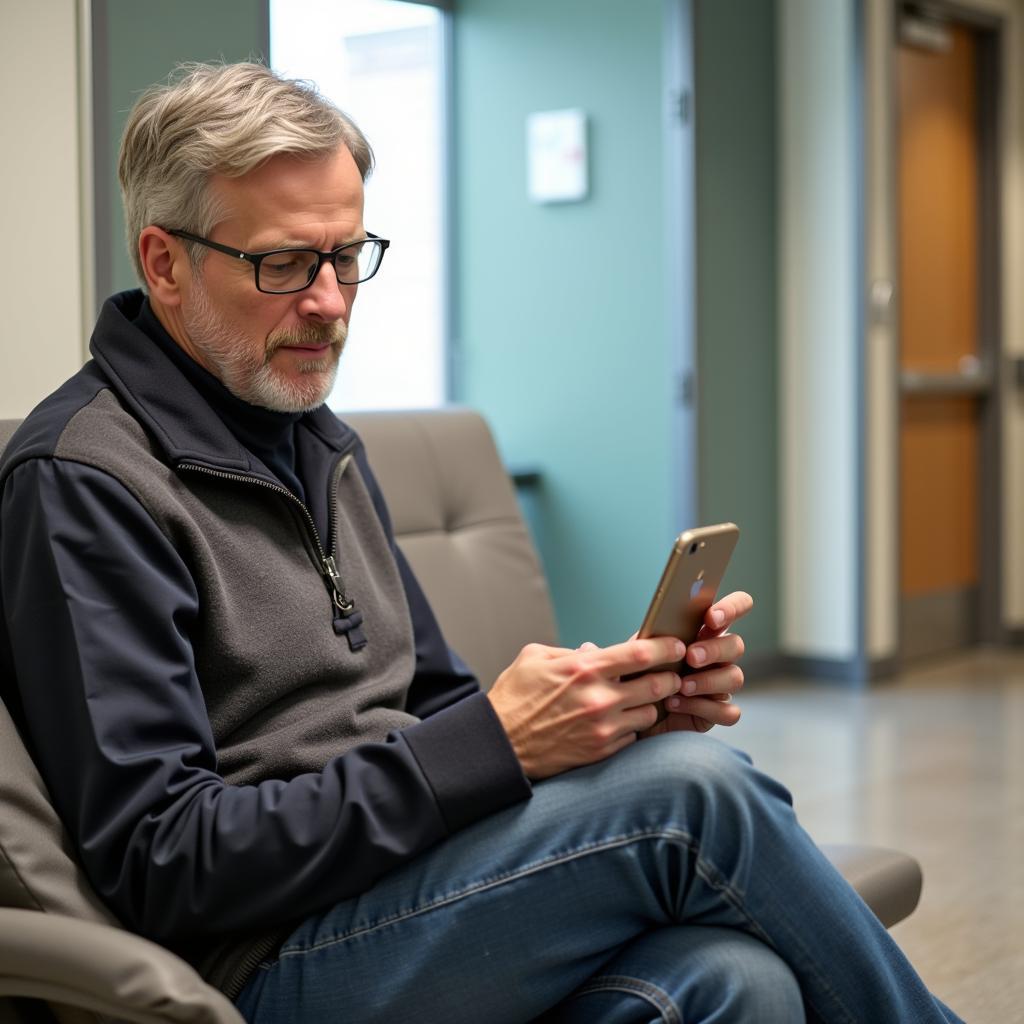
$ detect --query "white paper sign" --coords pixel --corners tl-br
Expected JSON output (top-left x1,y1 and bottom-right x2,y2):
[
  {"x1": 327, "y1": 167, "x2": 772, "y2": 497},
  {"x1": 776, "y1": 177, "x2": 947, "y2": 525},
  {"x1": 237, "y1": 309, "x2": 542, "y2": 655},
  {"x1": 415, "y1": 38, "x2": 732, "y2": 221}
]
[{"x1": 527, "y1": 109, "x2": 589, "y2": 204}]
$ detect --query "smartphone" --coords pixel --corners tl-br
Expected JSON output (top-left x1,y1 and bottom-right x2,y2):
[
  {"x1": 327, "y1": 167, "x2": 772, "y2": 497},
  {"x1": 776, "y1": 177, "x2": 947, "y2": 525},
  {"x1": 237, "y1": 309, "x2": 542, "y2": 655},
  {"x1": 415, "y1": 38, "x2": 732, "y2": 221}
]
[{"x1": 636, "y1": 523, "x2": 739, "y2": 670}]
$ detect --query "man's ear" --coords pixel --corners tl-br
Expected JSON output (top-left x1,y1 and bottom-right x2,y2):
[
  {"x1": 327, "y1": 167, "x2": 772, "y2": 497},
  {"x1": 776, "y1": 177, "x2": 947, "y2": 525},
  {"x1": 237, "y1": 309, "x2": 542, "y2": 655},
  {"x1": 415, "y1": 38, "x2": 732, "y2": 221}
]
[{"x1": 138, "y1": 227, "x2": 189, "y2": 307}]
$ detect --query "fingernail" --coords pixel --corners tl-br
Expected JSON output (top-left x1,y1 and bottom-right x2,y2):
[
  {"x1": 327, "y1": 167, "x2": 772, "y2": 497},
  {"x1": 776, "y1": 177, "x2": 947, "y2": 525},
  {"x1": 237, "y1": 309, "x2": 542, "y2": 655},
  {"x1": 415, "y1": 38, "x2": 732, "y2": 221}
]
[
  {"x1": 667, "y1": 696, "x2": 681, "y2": 710},
  {"x1": 674, "y1": 640, "x2": 686, "y2": 659},
  {"x1": 683, "y1": 679, "x2": 697, "y2": 696},
  {"x1": 710, "y1": 610, "x2": 725, "y2": 628},
  {"x1": 690, "y1": 647, "x2": 707, "y2": 666}
]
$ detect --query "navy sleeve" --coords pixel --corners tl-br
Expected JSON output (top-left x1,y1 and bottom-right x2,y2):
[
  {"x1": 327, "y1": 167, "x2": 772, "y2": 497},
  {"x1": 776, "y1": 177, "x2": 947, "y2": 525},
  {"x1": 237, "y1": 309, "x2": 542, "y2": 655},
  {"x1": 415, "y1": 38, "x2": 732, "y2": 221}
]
[{"x1": 0, "y1": 458, "x2": 530, "y2": 946}]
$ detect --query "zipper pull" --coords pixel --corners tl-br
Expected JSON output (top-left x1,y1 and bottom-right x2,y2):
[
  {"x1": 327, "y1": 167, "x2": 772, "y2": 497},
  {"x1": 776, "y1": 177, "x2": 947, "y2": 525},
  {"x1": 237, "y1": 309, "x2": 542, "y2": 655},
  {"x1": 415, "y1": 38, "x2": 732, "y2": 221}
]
[
  {"x1": 322, "y1": 555, "x2": 355, "y2": 613},
  {"x1": 322, "y1": 555, "x2": 367, "y2": 651}
]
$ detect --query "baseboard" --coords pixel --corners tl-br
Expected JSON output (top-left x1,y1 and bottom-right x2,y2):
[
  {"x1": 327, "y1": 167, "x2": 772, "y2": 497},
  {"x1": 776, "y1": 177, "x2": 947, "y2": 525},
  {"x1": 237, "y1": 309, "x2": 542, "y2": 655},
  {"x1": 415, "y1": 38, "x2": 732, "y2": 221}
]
[
  {"x1": 866, "y1": 654, "x2": 901, "y2": 680},
  {"x1": 739, "y1": 652, "x2": 787, "y2": 682},
  {"x1": 749, "y1": 653, "x2": 901, "y2": 686}
]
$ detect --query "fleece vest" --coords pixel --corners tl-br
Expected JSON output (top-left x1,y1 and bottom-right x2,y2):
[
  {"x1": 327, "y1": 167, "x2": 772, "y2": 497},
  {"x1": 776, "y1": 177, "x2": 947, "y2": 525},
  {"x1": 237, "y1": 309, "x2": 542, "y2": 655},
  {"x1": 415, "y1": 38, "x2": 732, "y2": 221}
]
[{"x1": 52, "y1": 387, "x2": 419, "y2": 784}]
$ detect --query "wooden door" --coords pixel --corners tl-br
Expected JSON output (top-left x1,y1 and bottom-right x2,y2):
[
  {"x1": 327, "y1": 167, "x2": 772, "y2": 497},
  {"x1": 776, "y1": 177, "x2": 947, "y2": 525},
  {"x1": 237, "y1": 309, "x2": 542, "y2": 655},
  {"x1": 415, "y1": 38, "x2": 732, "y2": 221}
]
[{"x1": 898, "y1": 21, "x2": 989, "y2": 660}]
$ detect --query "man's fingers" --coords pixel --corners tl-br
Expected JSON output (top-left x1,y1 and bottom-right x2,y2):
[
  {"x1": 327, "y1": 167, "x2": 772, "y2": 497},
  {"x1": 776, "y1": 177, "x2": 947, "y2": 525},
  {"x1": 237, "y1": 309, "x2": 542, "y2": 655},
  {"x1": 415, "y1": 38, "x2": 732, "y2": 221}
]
[
  {"x1": 674, "y1": 663, "x2": 744, "y2": 700},
  {"x1": 666, "y1": 694, "x2": 742, "y2": 728},
  {"x1": 618, "y1": 670, "x2": 683, "y2": 710},
  {"x1": 686, "y1": 632, "x2": 745, "y2": 671},
  {"x1": 588, "y1": 636, "x2": 685, "y2": 677},
  {"x1": 700, "y1": 591, "x2": 754, "y2": 637}
]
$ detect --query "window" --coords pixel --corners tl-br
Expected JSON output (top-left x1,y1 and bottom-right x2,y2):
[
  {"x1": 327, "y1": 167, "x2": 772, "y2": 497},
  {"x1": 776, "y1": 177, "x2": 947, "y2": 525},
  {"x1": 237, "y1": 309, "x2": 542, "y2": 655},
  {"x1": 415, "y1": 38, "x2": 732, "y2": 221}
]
[{"x1": 271, "y1": 0, "x2": 448, "y2": 410}]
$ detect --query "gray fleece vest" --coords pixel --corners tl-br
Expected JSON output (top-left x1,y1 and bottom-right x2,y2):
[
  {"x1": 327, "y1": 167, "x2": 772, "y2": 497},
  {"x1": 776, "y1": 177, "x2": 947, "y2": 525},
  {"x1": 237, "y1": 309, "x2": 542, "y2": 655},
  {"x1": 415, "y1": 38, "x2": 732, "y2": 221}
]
[{"x1": 54, "y1": 387, "x2": 417, "y2": 990}]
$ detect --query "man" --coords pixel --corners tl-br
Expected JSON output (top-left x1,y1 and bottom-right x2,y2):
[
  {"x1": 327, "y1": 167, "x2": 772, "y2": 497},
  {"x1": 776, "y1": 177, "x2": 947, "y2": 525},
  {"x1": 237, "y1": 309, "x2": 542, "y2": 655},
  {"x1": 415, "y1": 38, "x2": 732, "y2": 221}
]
[{"x1": 0, "y1": 63, "x2": 961, "y2": 1023}]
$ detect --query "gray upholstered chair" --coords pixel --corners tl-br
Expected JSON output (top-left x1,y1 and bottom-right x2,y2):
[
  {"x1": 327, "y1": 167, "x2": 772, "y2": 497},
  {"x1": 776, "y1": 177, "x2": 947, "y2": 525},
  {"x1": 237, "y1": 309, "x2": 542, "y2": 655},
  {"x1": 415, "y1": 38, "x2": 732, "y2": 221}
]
[{"x1": 0, "y1": 410, "x2": 922, "y2": 1023}]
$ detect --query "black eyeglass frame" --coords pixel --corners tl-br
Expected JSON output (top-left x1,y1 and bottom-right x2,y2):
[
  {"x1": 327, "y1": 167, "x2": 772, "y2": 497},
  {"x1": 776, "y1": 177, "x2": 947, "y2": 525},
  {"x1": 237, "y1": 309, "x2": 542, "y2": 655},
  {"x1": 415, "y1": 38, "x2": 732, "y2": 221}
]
[{"x1": 167, "y1": 229, "x2": 391, "y2": 293}]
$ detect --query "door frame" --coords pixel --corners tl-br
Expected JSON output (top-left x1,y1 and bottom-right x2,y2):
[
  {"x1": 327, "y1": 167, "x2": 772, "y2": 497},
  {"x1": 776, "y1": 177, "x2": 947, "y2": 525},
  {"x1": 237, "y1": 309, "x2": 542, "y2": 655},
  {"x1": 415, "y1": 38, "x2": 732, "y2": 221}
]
[{"x1": 663, "y1": 0, "x2": 699, "y2": 534}]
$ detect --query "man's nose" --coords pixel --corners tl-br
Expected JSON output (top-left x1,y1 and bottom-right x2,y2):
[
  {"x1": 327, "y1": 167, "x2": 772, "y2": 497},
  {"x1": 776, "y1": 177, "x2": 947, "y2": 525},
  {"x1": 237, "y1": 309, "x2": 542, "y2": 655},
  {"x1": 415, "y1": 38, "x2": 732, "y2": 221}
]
[{"x1": 297, "y1": 261, "x2": 351, "y2": 322}]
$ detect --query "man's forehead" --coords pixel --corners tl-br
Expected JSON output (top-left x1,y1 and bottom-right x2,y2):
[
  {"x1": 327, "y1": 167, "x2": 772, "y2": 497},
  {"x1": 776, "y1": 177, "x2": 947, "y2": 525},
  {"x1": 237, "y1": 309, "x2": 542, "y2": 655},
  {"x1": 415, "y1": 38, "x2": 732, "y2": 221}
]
[{"x1": 208, "y1": 146, "x2": 365, "y2": 246}]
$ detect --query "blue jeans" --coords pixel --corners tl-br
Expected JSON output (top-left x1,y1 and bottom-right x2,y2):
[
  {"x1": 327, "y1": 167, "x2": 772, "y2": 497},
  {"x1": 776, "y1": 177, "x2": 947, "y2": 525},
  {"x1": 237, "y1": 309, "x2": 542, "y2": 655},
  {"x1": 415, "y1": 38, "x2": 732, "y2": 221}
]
[{"x1": 235, "y1": 733, "x2": 963, "y2": 1023}]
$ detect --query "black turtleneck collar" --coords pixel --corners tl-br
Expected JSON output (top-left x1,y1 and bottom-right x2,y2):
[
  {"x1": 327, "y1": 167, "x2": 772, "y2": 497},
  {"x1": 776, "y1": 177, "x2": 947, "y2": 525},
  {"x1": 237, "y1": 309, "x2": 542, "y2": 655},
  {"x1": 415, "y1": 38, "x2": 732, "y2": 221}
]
[{"x1": 133, "y1": 298, "x2": 308, "y2": 506}]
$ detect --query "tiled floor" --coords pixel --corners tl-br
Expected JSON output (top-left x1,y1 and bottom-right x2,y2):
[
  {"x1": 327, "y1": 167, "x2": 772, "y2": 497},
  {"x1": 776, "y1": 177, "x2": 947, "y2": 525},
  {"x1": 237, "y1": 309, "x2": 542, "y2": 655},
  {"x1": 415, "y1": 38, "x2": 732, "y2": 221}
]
[{"x1": 731, "y1": 649, "x2": 1024, "y2": 1024}]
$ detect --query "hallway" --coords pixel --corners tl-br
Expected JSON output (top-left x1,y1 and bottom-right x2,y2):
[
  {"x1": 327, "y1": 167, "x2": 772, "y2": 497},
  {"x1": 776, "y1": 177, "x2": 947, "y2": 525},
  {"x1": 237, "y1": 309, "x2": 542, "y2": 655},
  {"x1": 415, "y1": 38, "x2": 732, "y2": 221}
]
[{"x1": 734, "y1": 650, "x2": 1024, "y2": 1021}]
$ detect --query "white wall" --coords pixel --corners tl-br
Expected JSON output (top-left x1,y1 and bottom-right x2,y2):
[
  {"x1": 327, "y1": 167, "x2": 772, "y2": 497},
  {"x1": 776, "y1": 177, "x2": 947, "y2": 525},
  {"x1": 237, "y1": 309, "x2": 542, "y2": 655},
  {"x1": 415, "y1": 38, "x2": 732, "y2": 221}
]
[
  {"x1": 0, "y1": 0, "x2": 91, "y2": 419},
  {"x1": 778, "y1": 0, "x2": 860, "y2": 660}
]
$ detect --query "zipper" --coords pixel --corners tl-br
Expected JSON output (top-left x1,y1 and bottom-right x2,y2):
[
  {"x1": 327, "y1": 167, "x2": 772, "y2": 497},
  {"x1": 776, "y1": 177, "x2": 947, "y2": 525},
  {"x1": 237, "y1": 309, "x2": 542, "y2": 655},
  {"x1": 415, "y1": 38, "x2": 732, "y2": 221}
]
[
  {"x1": 321, "y1": 554, "x2": 354, "y2": 613},
  {"x1": 220, "y1": 926, "x2": 292, "y2": 1001},
  {"x1": 178, "y1": 461, "x2": 357, "y2": 624},
  {"x1": 324, "y1": 454, "x2": 350, "y2": 602}
]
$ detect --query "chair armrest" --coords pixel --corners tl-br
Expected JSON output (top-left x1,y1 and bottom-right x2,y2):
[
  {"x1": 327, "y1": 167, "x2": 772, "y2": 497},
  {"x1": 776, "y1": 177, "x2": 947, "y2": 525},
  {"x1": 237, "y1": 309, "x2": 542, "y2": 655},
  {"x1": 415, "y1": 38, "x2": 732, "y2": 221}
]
[
  {"x1": 0, "y1": 909, "x2": 244, "y2": 1024},
  {"x1": 821, "y1": 843, "x2": 923, "y2": 928}
]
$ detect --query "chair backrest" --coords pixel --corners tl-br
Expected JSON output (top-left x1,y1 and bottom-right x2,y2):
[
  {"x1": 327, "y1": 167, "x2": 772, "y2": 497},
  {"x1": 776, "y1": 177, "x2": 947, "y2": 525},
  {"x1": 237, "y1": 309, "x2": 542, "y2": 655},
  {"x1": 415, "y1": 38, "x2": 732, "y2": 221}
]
[{"x1": 0, "y1": 420, "x2": 18, "y2": 457}]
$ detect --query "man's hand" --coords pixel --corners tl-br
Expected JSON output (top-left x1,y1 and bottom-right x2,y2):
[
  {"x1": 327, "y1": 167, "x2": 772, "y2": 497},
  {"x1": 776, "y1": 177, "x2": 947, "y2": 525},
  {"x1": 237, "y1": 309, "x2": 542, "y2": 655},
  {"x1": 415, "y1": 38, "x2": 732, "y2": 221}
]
[
  {"x1": 640, "y1": 591, "x2": 753, "y2": 738},
  {"x1": 487, "y1": 636, "x2": 687, "y2": 780}
]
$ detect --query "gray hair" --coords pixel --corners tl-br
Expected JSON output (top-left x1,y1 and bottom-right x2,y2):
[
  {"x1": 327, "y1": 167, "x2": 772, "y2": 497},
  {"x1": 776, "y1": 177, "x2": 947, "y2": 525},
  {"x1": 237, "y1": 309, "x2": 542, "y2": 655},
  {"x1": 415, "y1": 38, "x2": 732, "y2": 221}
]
[{"x1": 119, "y1": 61, "x2": 374, "y2": 284}]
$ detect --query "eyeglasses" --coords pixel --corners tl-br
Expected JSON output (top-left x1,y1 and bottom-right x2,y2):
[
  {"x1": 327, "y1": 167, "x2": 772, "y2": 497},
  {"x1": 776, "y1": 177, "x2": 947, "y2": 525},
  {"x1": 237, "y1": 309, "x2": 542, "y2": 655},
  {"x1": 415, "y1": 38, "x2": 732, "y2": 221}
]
[{"x1": 167, "y1": 229, "x2": 390, "y2": 294}]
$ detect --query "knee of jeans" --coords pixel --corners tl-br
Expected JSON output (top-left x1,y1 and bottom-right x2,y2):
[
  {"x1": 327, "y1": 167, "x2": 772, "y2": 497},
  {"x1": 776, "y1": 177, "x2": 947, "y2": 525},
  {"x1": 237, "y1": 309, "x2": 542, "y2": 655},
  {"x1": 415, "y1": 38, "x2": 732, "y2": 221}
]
[
  {"x1": 567, "y1": 927, "x2": 807, "y2": 1024},
  {"x1": 697, "y1": 929, "x2": 807, "y2": 1020},
  {"x1": 619, "y1": 734, "x2": 794, "y2": 824}
]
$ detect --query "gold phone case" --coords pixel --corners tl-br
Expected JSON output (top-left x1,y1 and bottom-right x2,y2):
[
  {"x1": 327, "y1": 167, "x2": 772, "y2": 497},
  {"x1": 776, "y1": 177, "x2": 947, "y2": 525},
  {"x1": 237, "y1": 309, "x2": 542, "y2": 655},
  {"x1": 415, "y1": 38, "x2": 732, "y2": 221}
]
[{"x1": 637, "y1": 523, "x2": 740, "y2": 647}]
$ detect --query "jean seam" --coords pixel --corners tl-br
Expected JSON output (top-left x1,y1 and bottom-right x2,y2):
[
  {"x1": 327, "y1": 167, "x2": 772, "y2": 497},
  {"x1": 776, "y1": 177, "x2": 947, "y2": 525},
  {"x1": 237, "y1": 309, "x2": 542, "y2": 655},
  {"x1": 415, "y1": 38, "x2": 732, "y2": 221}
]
[
  {"x1": 278, "y1": 828, "x2": 698, "y2": 957},
  {"x1": 572, "y1": 974, "x2": 681, "y2": 1024}
]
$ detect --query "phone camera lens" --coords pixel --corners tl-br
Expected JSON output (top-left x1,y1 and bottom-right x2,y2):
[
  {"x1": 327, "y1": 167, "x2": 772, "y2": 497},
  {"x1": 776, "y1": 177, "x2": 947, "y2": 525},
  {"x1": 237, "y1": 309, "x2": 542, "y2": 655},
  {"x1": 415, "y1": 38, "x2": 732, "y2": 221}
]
[{"x1": 688, "y1": 543, "x2": 698, "y2": 555}]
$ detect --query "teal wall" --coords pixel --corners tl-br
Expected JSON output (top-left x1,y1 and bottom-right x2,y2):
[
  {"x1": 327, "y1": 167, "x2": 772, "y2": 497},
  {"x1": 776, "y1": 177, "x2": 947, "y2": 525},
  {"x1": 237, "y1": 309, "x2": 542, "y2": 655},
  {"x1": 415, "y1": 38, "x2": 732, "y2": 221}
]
[
  {"x1": 453, "y1": 0, "x2": 676, "y2": 647},
  {"x1": 454, "y1": 0, "x2": 780, "y2": 656},
  {"x1": 694, "y1": 1, "x2": 778, "y2": 657},
  {"x1": 92, "y1": 0, "x2": 267, "y2": 301}
]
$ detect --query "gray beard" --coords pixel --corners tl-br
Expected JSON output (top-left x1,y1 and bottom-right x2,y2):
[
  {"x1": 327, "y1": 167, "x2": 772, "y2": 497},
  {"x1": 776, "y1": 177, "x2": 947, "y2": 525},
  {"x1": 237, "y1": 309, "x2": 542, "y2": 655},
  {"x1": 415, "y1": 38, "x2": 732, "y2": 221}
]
[{"x1": 182, "y1": 280, "x2": 346, "y2": 413}]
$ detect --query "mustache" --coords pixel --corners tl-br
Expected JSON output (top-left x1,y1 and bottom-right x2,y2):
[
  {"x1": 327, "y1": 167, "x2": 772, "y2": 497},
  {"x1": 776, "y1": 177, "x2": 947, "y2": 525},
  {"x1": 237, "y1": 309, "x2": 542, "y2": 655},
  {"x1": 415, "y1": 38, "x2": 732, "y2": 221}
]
[{"x1": 266, "y1": 320, "x2": 347, "y2": 356}]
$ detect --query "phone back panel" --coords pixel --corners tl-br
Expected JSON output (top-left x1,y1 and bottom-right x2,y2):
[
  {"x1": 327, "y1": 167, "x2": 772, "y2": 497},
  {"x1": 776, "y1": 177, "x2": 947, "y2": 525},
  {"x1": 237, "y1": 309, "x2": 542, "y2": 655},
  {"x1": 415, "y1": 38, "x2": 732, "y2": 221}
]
[{"x1": 638, "y1": 523, "x2": 739, "y2": 645}]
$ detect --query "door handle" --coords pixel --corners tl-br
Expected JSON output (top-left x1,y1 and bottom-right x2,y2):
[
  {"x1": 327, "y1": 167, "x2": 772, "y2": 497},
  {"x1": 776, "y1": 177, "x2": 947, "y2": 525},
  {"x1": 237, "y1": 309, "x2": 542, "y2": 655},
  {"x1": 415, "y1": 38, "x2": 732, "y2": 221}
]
[{"x1": 900, "y1": 362, "x2": 992, "y2": 395}]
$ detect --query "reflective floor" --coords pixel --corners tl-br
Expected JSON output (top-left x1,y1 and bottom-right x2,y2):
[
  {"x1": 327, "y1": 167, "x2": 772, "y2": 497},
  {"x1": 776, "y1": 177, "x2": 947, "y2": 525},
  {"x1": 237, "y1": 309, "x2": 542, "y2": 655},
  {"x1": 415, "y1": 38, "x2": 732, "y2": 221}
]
[{"x1": 732, "y1": 648, "x2": 1024, "y2": 1023}]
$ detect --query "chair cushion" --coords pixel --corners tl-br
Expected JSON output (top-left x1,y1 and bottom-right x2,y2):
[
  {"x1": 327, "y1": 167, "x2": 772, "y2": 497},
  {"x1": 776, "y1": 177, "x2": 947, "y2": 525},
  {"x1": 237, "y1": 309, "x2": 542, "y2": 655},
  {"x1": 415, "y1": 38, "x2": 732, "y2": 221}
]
[{"x1": 0, "y1": 908, "x2": 245, "y2": 1024}]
